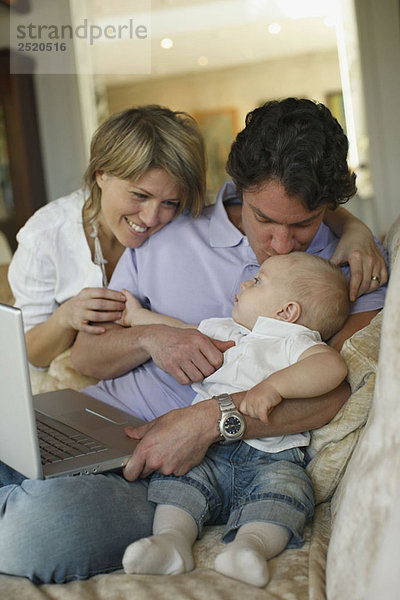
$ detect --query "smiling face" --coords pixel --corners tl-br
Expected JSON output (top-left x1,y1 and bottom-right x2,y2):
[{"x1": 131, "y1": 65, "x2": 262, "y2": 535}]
[
  {"x1": 95, "y1": 168, "x2": 181, "y2": 248},
  {"x1": 241, "y1": 179, "x2": 326, "y2": 264},
  {"x1": 232, "y1": 255, "x2": 298, "y2": 330}
]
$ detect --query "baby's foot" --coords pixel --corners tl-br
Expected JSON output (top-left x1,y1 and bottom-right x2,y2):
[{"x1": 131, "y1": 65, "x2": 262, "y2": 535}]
[
  {"x1": 123, "y1": 533, "x2": 194, "y2": 575},
  {"x1": 214, "y1": 543, "x2": 270, "y2": 587}
]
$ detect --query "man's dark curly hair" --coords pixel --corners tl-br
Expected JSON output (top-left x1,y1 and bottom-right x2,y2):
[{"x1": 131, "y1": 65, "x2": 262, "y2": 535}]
[{"x1": 226, "y1": 98, "x2": 357, "y2": 210}]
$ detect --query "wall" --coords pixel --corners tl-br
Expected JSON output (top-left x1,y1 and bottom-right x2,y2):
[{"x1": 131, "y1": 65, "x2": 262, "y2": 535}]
[
  {"x1": 14, "y1": 1, "x2": 99, "y2": 204},
  {"x1": 6, "y1": 0, "x2": 399, "y2": 235},
  {"x1": 106, "y1": 49, "x2": 342, "y2": 196},
  {"x1": 1, "y1": 3, "x2": 90, "y2": 204},
  {"x1": 33, "y1": 75, "x2": 88, "y2": 202},
  {"x1": 0, "y1": 4, "x2": 8, "y2": 45},
  {"x1": 106, "y1": 49, "x2": 341, "y2": 131},
  {"x1": 353, "y1": 0, "x2": 400, "y2": 236}
]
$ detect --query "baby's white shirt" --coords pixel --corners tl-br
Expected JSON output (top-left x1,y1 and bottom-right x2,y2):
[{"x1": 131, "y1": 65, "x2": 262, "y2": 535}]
[{"x1": 192, "y1": 316, "x2": 323, "y2": 453}]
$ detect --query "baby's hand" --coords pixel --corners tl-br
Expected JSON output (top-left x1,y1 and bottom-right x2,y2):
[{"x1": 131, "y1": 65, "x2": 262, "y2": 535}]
[
  {"x1": 239, "y1": 380, "x2": 282, "y2": 424},
  {"x1": 117, "y1": 289, "x2": 144, "y2": 327}
]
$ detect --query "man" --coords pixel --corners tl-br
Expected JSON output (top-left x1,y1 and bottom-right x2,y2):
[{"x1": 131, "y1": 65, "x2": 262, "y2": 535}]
[
  {"x1": 0, "y1": 99, "x2": 386, "y2": 583},
  {"x1": 72, "y1": 98, "x2": 386, "y2": 481}
]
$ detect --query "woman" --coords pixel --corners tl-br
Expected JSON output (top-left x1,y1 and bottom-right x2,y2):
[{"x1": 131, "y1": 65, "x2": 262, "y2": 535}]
[
  {"x1": 8, "y1": 105, "x2": 206, "y2": 367},
  {"x1": 8, "y1": 105, "x2": 386, "y2": 369}
]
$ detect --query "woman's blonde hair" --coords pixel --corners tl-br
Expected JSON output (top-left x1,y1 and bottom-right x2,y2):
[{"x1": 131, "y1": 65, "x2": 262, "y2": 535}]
[{"x1": 83, "y1": 105, "x2": 207, "y2": 224}]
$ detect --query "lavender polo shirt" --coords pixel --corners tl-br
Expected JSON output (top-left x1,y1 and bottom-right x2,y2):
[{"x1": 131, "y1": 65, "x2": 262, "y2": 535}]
[{"x1": 85, "y1": 181, "x2": 387, "y2": 421}]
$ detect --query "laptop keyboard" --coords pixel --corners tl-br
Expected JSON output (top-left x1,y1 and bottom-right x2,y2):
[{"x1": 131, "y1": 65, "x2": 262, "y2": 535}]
[{"x1": 36, "y1": 413, "x2": 109, "y2": 465}]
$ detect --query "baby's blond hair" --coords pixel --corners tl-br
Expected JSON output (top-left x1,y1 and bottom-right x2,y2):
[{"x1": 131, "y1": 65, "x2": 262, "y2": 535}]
[{"x1": 281, "y1": 252, "x2": 350, "y2": 340}]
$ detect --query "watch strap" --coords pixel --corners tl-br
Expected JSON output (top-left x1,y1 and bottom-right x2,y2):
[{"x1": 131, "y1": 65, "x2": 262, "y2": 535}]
[
  {"x1": 215, "y1": 393, "x2": 246, "y2": 443},
  {"x1": 215, "y1": 393, "x2": 236, "y2": 413}
]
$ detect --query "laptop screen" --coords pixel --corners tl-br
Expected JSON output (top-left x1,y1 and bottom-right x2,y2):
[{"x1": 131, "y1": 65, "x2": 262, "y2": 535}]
[{"x1": 0, "y1": 303, "x2": 43, "y2": 479}]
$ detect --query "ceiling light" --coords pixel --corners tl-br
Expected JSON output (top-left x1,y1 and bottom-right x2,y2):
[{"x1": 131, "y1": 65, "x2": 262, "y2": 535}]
[
  {"x1": 278, "y1": 0, "x2": 330, "y2": 19},
  {"x1": 160, "y1": 38, "x2": 173, "y2": 49},
  {"x1": 268, "y1": 22, "x2": 281, "y2": 35},
  {"x1": 197, "y1": 56, "x2": 209, "y2": 66}
]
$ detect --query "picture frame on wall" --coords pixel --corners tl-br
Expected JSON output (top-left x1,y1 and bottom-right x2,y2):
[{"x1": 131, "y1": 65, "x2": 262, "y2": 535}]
[
  {"x1": 193, "y1": 108, "x2": 238, "y2": 193},
  {"x1": 326, "y1": 91, "x2": 346, "y2": 133}
]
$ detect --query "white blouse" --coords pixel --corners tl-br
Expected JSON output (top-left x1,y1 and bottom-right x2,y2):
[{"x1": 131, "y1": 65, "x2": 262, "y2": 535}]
[{"x1": 8, "y1": 190, "x2": 104, "y2": 332}]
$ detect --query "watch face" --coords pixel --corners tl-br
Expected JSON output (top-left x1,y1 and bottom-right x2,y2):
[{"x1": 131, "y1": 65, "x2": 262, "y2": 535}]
[{"x1": 224, "y1": 415, "x2": 242, "y2": 436}]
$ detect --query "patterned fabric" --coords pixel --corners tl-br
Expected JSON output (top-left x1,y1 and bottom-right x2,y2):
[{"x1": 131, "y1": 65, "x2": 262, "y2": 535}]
[
  {"x1": 327, "y1": 218, "x2": 400, "y2": 600},
  {"x1": 307, "y1": 311, "x2": 382, "y2": 504}
]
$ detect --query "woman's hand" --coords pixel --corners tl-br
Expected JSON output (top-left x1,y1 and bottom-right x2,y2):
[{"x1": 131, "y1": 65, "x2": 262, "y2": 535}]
[
  {"x1": 26, "y1": 287, "x2": 125, "y2": 367},
  {"x1": 61, "y1": 287, "x2": 126, "y2": 334}
]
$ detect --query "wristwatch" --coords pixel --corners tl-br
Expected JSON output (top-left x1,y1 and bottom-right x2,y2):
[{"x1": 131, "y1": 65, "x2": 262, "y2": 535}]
[{"x1": 215, "y1": 393, "x2": 246, "y2": 443}]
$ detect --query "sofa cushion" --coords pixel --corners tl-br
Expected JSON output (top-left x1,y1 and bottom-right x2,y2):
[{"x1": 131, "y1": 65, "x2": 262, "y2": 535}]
[
  {"x1": 326, "y1": 232, "x2": 400, "y2": 600},
  {"x1": 306, "y1": 311, "x2": 382, "y2": 504},
  {"x1": 29, "y1": 348, "x2": 99, "y2": 395}
]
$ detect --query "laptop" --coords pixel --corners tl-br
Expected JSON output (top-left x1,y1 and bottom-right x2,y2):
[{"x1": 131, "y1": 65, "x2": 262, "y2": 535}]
[{"x1": 0, "y1": 302, "x2": 146, "y2": 479}]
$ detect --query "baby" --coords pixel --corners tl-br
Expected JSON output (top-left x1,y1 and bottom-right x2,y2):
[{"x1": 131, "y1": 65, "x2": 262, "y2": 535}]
[{"x1": 119, "y1": 252, "x2": 350, "y2": 587}]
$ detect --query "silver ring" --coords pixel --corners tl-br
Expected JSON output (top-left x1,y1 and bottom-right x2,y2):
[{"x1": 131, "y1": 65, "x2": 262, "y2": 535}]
[{"x1": 371, "y1": 275, "x2": 380, "y2": 283}]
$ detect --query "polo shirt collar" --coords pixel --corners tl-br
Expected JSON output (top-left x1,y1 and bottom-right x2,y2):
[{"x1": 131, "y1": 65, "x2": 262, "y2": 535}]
[
  {"x1": 307, "y1": 222, "x2": 329, "y2": 253},
  {"x1": 209, "y1": 181, "x2": 245, "y2": 248}
]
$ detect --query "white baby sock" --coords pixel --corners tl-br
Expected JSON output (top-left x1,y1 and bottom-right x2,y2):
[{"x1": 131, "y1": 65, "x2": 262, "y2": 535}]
[
  {"x1": 123, "y1": 505, "x2": 198, "y2": 575},
  {"x1": 214, "y1": 521, "x2": 290, "y2": 587}
]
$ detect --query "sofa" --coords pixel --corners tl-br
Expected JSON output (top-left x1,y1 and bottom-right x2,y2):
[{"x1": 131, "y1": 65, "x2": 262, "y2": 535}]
[{"x1": 1, "y1": 215, "x2": 400, "y2": 600}]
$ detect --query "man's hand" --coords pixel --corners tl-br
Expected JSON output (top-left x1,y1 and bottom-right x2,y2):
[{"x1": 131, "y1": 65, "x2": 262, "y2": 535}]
[
  {"x1": 330, "y1": 223, "x2": 387, "y2": 301},
  {"x1": 122, "y1": 380, "x2": 351, "y2": 482},
  {"x1": 142, "y1": 325, "x2": 234, "y2": 384},
  {"x1": 123, "y1": 400, "x2": 221, "y2": 481},
  {"x1": 72, "y1": 321, "x2": 234, "y2": 382}
]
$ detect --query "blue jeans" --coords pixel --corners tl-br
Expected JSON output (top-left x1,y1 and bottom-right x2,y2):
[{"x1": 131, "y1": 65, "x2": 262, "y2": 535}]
[
  {"x1": 0, "y1": 463, "x2": 154, "y2": 584},
  {"x1": 149, "y1": 442, "x2": 314, "y2": 548}
]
